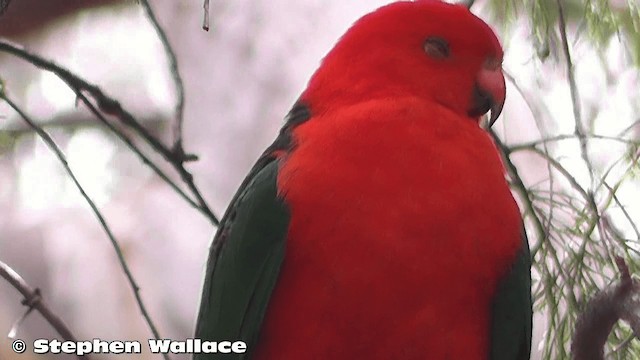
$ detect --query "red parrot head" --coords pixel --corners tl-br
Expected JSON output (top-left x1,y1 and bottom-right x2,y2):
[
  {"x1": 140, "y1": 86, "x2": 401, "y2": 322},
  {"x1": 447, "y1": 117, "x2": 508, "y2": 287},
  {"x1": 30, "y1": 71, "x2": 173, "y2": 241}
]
[{"x1": 302, "y1": 0, "x2": 506, "y2": 126}]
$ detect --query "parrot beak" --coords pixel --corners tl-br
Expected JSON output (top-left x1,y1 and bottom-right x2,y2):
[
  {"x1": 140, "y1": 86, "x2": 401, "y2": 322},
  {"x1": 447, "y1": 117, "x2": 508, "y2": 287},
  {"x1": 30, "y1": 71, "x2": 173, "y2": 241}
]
[{"x1": 469, "y1": 58, "x2": 506, "y2": 128}]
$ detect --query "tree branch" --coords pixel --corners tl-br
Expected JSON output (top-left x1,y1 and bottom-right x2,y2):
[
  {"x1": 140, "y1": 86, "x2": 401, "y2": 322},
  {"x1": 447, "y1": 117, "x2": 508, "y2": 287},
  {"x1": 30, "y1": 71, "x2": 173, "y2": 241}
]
[
  {"x1": 0, "y1": 92, "x2": 171, "y2": 360},
  {"x1": 139, "y1": 0, "x2": 186, "y2": 157},
  {"x1": 571, "y1": 257, "x2": 640, "y2": 360},
  {"x1": 74, "y1": 91, "x2": 207, "y2": 215},
  {"x1": 0, "y1": 260, "x2": 88, "y2": 360},
  {"x1": 555, "y1": 0, "x2": 600, "y2": 222},
  {"x1": 0, "y1": 39, "x2": 219, "y2": 225}
]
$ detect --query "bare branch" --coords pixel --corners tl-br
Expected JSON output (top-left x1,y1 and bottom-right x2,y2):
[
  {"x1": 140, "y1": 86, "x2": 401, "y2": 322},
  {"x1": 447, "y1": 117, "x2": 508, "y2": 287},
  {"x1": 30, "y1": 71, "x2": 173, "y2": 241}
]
[
  {"x1": 139, "y1": 0, "x2": 187, "y2": 158},
  {"x1": 555, "y1": 0, "x2": 600, "y2": 216},
  {"x1": 0, "y1": 92, "x2": 170, "y2": 360},
  {"x1": 0, "y1": 39, "x2": 220, "y2": 225},
  {"x1": 0, "y1": 260, "x2": 88, "y2": 360},
  {"x1": 555, "y1": 0, "x2": 585, "y2": 140},
  {"x1": 75, "y1": 91, "x2": 207, "y2": 215},
  {"x1": 0, "y1": 40, "x2": 172, "y2": 161}
]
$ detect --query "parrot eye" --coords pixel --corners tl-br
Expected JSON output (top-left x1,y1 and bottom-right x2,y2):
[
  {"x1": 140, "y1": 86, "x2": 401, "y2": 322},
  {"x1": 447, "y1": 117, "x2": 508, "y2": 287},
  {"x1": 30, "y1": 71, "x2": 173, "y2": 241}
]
[{"x1": 424, "y1": 37, "x2": 450, "y2": 59}]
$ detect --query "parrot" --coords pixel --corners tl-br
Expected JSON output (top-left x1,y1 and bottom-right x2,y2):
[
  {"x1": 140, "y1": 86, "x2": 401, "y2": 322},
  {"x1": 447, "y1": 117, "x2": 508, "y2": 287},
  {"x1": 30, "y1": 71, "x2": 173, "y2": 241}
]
[{"x1": 194, "y1": 1, "x2": 532, "y2": 359}]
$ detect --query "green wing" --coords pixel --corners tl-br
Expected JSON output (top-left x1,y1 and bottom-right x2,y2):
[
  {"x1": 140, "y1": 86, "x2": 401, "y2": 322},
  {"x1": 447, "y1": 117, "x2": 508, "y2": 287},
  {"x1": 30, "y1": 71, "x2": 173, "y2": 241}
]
[
  {"x1": 490, "y1": 229, "x2": 533, "y2": 360},
  {"x1": 194, "y1": 104, "x2": 310, "y2": 360},
  {"x1": 194, "y1": 159, "x2": 289, "y2": 360}
]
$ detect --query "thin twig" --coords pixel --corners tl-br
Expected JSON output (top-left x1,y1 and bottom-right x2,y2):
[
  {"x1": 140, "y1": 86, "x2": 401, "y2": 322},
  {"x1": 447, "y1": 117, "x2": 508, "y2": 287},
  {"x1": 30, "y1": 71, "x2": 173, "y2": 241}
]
[
  {"x1": 489, "y1": 130, "x2": 548, "y2": 256},
  {"x1": 604, "y1": 182, "x2": 640, "y2": 241},
  {"x1": 0, "y1": 93, "x2": 170, "y2": 360},
  {"x1": 203, "y1": 0, "x2": 211, "y2": 31},
  {"x1": 555, "y1": 2, "x2": 601, "y2": 282},
  {"x1": 555, "y1": 0, "x2": 585, "y2": 138},
  {"x1": 555, "y1": 0, "x2": 599, "y2": 214},
  {"x1": 509, "y1": 133, "x2": 640, "y2": 153},
  {"x1": 504, "y1": 70, "x2": 558, "y2": 257},
  {"x1": 139, "y1": 0, "x2": 187, "y2": 158},
  {"x1": 74, "y1": 88, "x2": 204, "y2": 216},
  {"x1": 598, "y1": 149, "x2": 640, "y2": 245},
  {"x1": 618, "y1": 117, "x2": 640, "y2": 137},
  {"x1": 0, "y1": 39, "x2": 219, "y2": 226},
  {"x1": 0, "y1": 260, "x2": 87, "y2": 360},
  {"x1": 504, "y1": 70, "x2": 558, "y2": 246},
  {"x1": 524, "y1": 148, "x2": 592, "y2": 211},
  {"x1": 0, "y1": 40, "x2": 173, "y2": 161}
]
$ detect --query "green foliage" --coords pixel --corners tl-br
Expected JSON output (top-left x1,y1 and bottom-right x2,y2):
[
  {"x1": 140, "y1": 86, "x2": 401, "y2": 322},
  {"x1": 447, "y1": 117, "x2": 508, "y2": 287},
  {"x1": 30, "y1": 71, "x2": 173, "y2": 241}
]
[
  {"x1": 487, "y1": 0, "x2": 640, "y2": 66},
  {"x1": 484, "y1": 1, "x2": 640, "y2": 358}
]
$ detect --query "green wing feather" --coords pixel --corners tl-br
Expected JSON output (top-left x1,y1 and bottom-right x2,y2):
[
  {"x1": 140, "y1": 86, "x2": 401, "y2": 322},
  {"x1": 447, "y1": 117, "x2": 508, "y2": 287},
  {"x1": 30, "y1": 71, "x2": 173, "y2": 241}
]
[
  {"x1": 194, "y1": 160, "x2": 289, "y2": 360},
  {"x1": 194, "y1": 104, "x2": 309, "y2": 360},
  {"x1": 490, "y1": 229, "x2": 533, "y2": 360}
]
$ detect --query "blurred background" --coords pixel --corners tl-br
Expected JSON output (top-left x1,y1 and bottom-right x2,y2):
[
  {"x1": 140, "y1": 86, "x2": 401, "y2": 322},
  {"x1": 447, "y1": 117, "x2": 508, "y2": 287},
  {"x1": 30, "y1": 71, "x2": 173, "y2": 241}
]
[{"x1": 1, "y1": 0, "x2": 639, "y2": 359}]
